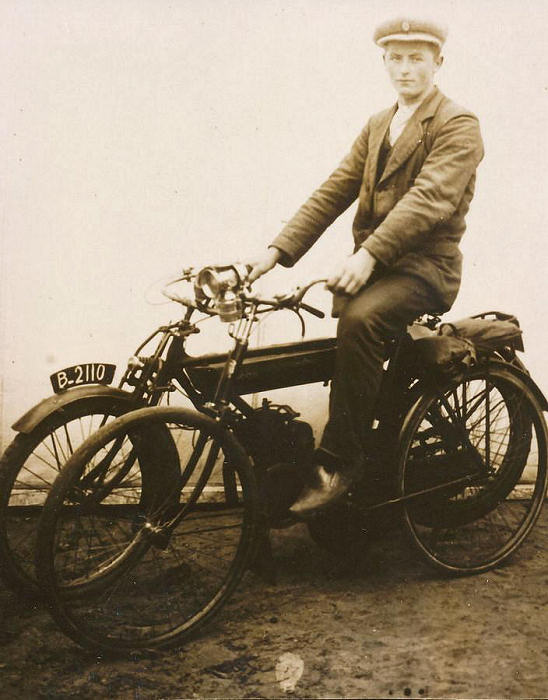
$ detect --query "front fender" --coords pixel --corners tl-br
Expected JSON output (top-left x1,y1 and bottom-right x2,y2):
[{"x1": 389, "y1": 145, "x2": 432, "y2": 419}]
[{"x1": 12, "y1": 385, "x2": 136, "y2": 434}]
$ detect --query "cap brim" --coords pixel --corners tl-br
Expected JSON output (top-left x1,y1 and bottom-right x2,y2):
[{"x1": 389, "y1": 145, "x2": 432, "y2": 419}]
[{"x1": 377, "y1": 32, "x2": 443, "y2": 48}]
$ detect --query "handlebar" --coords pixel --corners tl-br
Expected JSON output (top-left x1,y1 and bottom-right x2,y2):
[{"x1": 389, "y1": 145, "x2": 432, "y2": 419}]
[
  {"x1": 299, "y1": 302, "x2": 325, "y2": 319},
  {"x1": 266, "y1": 278, "x2": 327, "y2": 318},
  {"x1": 161, "y1": 269, "x2": 328, "y2": 321},
  {"x1": 244, "y1": 279, "x2": 327, "y2": 319}
]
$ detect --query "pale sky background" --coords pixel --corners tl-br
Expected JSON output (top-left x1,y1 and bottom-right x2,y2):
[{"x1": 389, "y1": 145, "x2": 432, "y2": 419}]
[{"x1": 1, "y1": 0, "x2": 547, "y2": 448}]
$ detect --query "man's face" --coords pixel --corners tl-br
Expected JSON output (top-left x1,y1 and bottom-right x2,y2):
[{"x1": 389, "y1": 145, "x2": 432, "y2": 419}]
[{"x1": 383, "y1": 41, "x2": 442, "y2": 103}]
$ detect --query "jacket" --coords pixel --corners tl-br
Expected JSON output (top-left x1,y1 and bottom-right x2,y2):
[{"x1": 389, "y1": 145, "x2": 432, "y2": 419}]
[{"x1": 270, "y1": 87, "x2": 484, "y2": 311}]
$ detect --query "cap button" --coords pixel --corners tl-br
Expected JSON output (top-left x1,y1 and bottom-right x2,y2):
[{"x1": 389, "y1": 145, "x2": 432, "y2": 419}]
[{"x1": 401, "y1": 20, "x2": 410, "y2": 32}]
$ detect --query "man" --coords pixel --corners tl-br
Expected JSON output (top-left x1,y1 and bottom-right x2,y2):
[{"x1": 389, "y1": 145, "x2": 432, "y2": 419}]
[{"x1": 248, "y1": 17, "x2": 484, "y2": 515}]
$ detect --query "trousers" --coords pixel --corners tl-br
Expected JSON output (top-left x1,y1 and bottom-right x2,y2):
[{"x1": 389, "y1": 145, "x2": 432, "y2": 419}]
[{"x1": 319, "y1": 273, "x2": 437, "y2": 478}]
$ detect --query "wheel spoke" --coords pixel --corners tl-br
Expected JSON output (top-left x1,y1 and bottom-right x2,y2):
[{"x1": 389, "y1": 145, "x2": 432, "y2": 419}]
[
  {"x1": 401, "y1": 365, "x2": 547, "y2": 574},
  {"x1": 36, "y1": 410, "x2": 258, "y2": 652},
  {"x1": 0, "y1": 403, "x2": 129, "y2": 595}
]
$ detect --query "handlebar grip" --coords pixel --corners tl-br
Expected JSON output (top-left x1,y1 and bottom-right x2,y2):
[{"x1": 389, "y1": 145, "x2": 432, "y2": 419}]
[{"x1": 300, "y1": 302, "x2": 325, "y2": 319}]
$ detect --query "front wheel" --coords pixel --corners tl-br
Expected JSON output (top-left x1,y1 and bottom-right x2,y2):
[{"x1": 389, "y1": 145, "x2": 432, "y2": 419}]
[
  {"x1": 36, "y1": 406, "x2": 260, "y2": 654},
  {"x1": 398, "y1": 363, "x2": 547, "y2": 575}
]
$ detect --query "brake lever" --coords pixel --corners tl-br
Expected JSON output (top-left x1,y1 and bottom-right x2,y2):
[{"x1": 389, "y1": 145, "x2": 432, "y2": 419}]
[
  {"x1": 293, "y1": 309, "x2": 306, "y2": 338},
  {"x1": 162, "y1": 289, "x2": 217, "y2": 316},
  {"x1": 292, "y1": 278, "x2": 328, "y2": 304}
]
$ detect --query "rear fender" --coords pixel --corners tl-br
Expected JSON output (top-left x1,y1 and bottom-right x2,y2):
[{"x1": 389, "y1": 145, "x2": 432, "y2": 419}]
[
  {"x1": 12, "y1": 385, "x2": 136, "y2": 434},
  {"x1": 502, "y1": 364, "x2": 548, "y2": 411},
  {"x1": 399, "y1": 359, "x2": 548, "y2": 425},
  {"x1": 383, "y1": 357, "x2": 547, "y2": 439}
]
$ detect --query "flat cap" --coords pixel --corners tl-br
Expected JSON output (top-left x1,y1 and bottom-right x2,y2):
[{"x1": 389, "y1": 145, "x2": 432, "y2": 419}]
[{"x1": 373, "y1": 17, "x2": 448, "y2": 49}]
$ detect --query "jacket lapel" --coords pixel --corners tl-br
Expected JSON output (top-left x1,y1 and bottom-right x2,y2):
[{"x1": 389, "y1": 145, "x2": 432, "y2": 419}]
[
  {"x1": 366, "y1": 104, "x2": 397, "y2": 188},
  {"x1": 377, "y1": 87, "x2": 444, "y2": 186}
]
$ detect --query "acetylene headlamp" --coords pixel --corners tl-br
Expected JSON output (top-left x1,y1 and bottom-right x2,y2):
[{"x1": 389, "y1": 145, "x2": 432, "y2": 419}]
[{"x1": 194, "y1": 263, "x2": 248, "y2": 322}]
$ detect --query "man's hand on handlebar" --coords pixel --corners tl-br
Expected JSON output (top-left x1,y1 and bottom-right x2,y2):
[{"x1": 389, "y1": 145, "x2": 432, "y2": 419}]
[
  {"x1": 247, "y1": 247, "x2": 283, "y2": 283},
  {"x1": 246, "y1": 244, "x2": 376, "y2": 297},
  {"x1": 327, "y1": 247, "x2": 376, "y2": 296}
]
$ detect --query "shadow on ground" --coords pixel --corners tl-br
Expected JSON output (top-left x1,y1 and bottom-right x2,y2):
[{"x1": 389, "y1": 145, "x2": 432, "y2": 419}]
[{"x1": 0, "y1": 511, "x2": 546, "y2": 699}]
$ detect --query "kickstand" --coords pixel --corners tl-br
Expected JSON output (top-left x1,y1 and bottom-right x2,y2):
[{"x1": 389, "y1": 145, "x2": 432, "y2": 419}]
[{"x1": 249, "y1": 529, "x2": 277, "y2": 585}]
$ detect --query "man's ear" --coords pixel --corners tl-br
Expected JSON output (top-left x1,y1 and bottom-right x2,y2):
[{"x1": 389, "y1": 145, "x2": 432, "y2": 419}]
[{"x1": 435, "y1": 54, "x2": 444, "y2": 71}]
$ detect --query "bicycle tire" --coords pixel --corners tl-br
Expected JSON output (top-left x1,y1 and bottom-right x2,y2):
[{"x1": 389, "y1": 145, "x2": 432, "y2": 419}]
[
  {"x1": 36, "y1": 406, "x2": 260, "y2": 654},
  {"x1": 0, "y1": 394, "x2": 138, "y2": 595},
  {"x1": 398, "y1": 363, "x2": 547, "y2": 575}
]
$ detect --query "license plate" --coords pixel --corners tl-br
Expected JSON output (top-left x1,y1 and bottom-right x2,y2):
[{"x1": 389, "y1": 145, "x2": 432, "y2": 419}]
[{"x1": 50, "y1": 363, "x2": 116, "y2": 393}]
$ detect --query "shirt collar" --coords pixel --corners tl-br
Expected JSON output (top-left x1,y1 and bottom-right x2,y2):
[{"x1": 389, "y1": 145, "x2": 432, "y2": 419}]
[{"x1": 396, "y1": 85, "x2": 436, "y2": 115}]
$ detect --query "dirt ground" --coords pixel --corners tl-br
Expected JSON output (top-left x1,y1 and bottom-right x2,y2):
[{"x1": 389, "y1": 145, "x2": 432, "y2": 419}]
[{"x1": 0, "y1": 510, "x2": 546, "y2": 700}]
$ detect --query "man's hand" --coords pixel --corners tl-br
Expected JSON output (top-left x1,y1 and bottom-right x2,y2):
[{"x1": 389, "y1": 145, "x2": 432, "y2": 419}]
[
  {"x1": 327, "y1": 248, "x2": 376, "y2": 295},
  {"x1": 247, "y1": 248, "x2": 283, "y2": 283}
]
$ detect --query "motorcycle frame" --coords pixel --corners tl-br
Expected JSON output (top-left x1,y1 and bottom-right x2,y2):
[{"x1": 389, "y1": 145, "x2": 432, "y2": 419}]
[{"x1": 119, "y1": 309, "x2": 418, "y2": 437}]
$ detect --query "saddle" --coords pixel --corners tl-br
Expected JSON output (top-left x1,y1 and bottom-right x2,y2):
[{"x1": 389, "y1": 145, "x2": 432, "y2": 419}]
[{"x1": 410, "y1": 311, "x2": 523, "y2": 374}]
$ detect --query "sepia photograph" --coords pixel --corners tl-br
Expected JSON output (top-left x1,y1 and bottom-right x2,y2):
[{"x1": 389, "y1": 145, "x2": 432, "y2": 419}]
[{"x1": 0, "y1": 0, "x2": 546, "y2": 697}]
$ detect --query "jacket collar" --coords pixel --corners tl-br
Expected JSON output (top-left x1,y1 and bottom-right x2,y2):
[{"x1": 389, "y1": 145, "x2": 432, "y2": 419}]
[{"x1": 376, "y1": 86, "x2": 444, "y2": 185}]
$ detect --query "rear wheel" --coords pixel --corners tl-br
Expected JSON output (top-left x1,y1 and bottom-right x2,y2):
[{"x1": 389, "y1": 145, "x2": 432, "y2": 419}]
[
  {"x1": 399, "y1": 363, "x2": 547, "y2": 574},
  {"x1": 36, "y1": 406, "x2": 260, "y2": 654},
  {"x1": 0, "y1": 395, "x2": 136, "y2": 595}
]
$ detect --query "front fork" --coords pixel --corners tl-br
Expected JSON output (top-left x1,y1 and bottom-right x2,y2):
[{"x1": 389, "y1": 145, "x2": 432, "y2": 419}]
[
  {"x1": 147, "y1": 308, "x2": 260, "y2": 541},
  {"x1": 207, "y1": 306, "x2": 258, "y2": 415},
  {"x1": 208, "y1": 309, "x2": 259, "y2": 509}
]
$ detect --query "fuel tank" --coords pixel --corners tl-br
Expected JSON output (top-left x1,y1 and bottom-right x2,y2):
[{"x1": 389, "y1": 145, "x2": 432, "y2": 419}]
[{"x1": 183, "y1": 337, "x2": 336, "y2": 396}]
